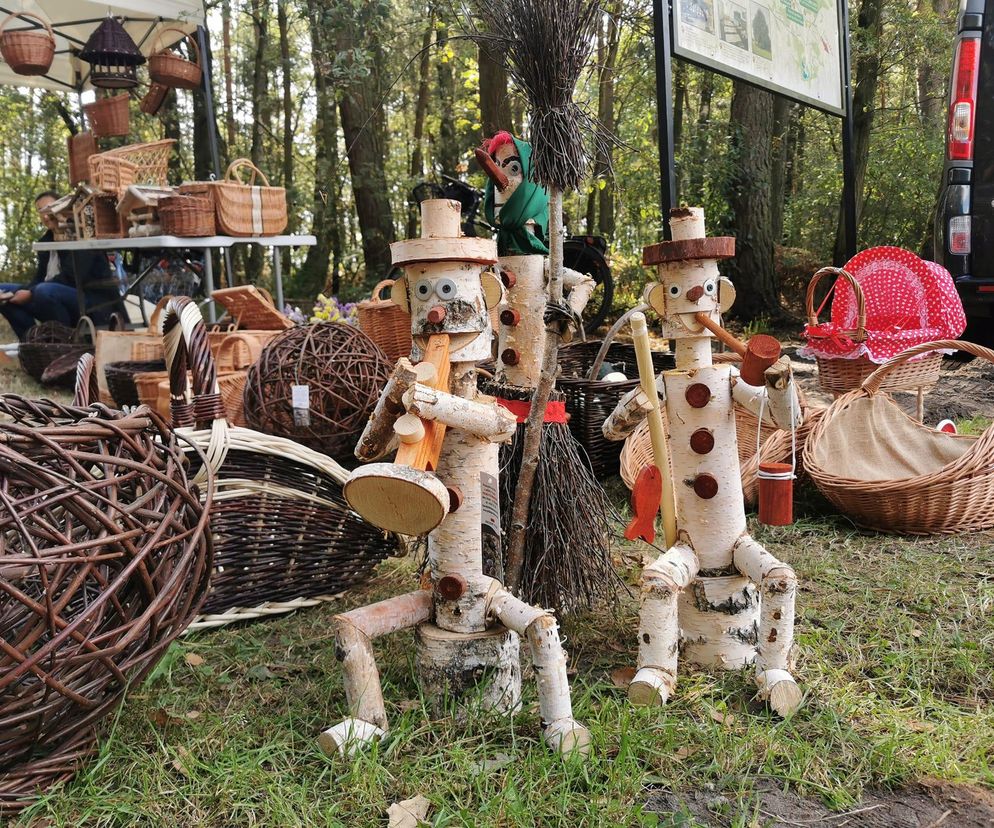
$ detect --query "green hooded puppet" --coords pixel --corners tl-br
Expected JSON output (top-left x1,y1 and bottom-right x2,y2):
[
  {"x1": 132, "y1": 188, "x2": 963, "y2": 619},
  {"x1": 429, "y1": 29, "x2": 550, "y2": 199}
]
[{"x1": 482, "y1": 133, "x2": 550, "y2": 257}]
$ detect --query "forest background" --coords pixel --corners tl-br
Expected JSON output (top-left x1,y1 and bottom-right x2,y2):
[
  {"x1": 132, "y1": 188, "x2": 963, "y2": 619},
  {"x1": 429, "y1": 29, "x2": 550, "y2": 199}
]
[{"x1": 0, "y1": 0, "x2": 952, "y2": 322}]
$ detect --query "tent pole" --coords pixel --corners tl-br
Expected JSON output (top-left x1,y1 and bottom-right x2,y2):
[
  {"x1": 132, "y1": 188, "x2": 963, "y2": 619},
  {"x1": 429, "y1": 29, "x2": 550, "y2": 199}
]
[{"x1": 196, "y1": 23, "x2": 232, "y2": 288}]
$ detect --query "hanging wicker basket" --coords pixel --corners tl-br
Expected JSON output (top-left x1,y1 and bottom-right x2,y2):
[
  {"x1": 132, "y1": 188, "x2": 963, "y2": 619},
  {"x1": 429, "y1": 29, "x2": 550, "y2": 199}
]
[
  {"x1": 84, "y1": 93, "x2": 131, "y2": 138},
  {"x1": 78, "y1": 15, "x2": 145, "y2": 89},
  {"x1": 0, "y1": 11, "x2": 55, "y2": 76},
  {"x1": 0, "y1": 360, "x2": 212, "y2": 812},
  {"x1": 162, "y1": 297, "x2": 395, "y2": 625},
  {"x1": 357, "y1": 279, "x2": 413, "y2": 363},
  {"x1": 148, "y1": 28, "x2": 203, "y2": 90},
  {"x1": 68, "y1": 131, "x2": 98, "y2": 186},
  {"x1": 139, "y1": 81, "x2": 170, "y2": 115}
]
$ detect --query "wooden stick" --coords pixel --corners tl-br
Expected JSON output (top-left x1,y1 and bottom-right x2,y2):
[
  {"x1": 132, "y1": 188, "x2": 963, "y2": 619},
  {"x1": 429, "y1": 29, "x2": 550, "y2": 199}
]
[
  {"x1": 631, "y1": 311, "x2": 677, "y2": 549},
  {"x1": 694, "y1": 312, "x2": 745, "y2": 356}
]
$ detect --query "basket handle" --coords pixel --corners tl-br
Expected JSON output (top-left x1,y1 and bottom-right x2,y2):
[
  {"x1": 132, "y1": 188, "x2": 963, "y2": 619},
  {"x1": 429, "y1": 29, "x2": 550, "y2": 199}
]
[
  {"x1": 149, "y1": 294, "x2": 173, "y2": 333},
  {"x1": 73, "y1": 352, "x2": 98, "y2": 407},
  {"x1": 586, "y1": 303, "x2": 649, "y2": 381},
  {"x1": 862, "y1": 339, "x2": 994, "y2": 394},
  {"x1": 161, "y1": 295, "x2": 226, "y2": 430},
  {"x1": 215, "y1": 332, "x2": 263, "y2": 372},
  {"x1": 150, "y1": 26, "x2": 201, "y2": 67},
  {"x1": 225, "y1": 158, "x2": 270, "y2": 187},
  {"x1": 371, "y1": 279, "x2": 395, "y2": 301},
  {"x1": 0, "y1": 11, "x2": 54, "y2": 40},
  {"x1": 805, "y1": 267, "x2": 867, "y2": 343}
]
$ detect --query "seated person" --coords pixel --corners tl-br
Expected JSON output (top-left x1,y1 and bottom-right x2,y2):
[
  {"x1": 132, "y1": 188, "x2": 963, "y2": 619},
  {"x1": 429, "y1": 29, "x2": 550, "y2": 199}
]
[{"x1": 0, "y1": 190, "x2": 123, "y2": 340}]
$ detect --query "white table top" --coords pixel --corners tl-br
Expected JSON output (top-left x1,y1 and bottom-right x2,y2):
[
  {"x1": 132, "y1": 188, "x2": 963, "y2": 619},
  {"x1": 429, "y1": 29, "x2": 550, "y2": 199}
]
[{"x1": 34, "y1": 234, "x2": 317, "y2": 252}]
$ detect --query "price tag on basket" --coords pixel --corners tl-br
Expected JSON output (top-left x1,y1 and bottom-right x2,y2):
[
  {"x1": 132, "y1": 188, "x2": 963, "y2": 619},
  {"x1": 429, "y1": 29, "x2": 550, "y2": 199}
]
[{"x1": 291, "y1": 383, "x2": 310, "y2": 426}]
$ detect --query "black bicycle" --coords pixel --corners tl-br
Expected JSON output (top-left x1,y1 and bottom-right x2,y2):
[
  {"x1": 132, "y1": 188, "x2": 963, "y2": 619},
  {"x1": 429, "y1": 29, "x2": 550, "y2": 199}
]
[{"x1": 406, "y1": 176, "x2": 613, "y2": 335}]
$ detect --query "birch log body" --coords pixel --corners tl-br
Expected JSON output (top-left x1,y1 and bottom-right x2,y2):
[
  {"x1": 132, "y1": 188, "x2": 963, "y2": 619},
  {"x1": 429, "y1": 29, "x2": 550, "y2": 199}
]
[
  {"x1": 679, "y1": 574, "x2": 760, "y2": 669},
  {"x1": 663, "y1": 366, "x2": 746, "y2": 570},
  {"x1": 497, "y1": 255, "x2": 547, "y2": 388},
  {"x1": 415, "y1": 623, "x2": 522, "y2": 720}
]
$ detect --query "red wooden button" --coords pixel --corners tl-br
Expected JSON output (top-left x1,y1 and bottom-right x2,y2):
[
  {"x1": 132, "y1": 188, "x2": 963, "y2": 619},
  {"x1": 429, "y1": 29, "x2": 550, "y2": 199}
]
[
  {"x1": 692, "y1": 473, "x2": 719, "y2": 499},
  {"x1": 437, "y1": 574, "x2": 467, "y2": 601},
  {"x1": 501, "y1": 348, "x2": 520, "y2": 365},
  {"x1": 685, "y1": 383, "x2": 711, "y2": 408},
  {"x1": 689, "y1": 428, "x2": 714, "y2": 454},
  {"x1": 501, "y1": 269, "x2": 517, "y2": 289},
  {"x1": 500, "y1": 308, "x2": 521, "y2": 326}
]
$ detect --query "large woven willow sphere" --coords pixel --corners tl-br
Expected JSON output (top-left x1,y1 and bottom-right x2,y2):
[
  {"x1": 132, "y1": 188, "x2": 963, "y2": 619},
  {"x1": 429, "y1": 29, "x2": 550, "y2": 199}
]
[{"x1": 243, "y1": 323, "x2": 392, "y2": 460}]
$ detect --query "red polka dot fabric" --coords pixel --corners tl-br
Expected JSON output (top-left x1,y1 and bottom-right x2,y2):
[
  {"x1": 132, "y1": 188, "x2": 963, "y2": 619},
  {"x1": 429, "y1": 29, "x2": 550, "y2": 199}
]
[{"x1": 800, "y1": 246, "x2": 966, "y2": 363}]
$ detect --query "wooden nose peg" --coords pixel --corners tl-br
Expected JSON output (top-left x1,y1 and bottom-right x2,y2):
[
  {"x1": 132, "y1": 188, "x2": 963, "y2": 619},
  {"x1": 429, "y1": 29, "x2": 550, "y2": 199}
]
[
  {"x1": 686, "y1": 285, "x2": 705, "y2": 302},
  {"x1": 427, "y1": 305, "x2": 447, "y2": 324},
  {"x1": 501, "y1": 348, "x2": 520, "y2": 366},
  {"x1": 500, "y1": 308, "x2": 521, "y2": 327},
  {"x1": 500, "y1": 269, "x2": 517, "y2": 289}
]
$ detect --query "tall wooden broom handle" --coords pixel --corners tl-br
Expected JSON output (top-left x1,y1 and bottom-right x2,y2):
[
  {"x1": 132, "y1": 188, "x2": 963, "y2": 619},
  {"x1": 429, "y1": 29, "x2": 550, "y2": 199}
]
[
  {"x1": 394, "y1": 334, "x2": 450, "y2": 471},
  {"x1": 631, "y1": 312, "x2": 677, "y2": 548}
]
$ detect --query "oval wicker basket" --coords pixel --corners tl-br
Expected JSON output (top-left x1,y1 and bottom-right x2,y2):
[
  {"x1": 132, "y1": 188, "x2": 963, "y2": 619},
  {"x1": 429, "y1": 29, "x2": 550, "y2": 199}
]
[
  {"x1": 806, "y1": 266, "x2": 942, "y2": 397},
  {"x1": 0, "y1": 11, "x2": 55, "y2": 76},
  {"x1": 804, "y1": 339, "x2": 993, "y2": 534},
  {"x1": 356, "y1": 279, "x2": 412, "y2": 363},
  {"x1": 84, "y1": 92, "x2": 130, "y2": 138},
  {"x1": 160, "y1": 194, "x2": 215, "y2": 237},
  {"x1": 105, "y1": 358, "x2": 167, "y2": 407},
  {"x1": 18, "y1": 321, "x2": 81, "y2": 382},
  {"x1": 162, "y1": 297, "x2": 395, "y2": 623},
  {"x1": 0, "y1": 372, "x2": 212, "y2": 812},
  {"x1": 148, "y1": 27, "x2": 203, "y2": 90}
]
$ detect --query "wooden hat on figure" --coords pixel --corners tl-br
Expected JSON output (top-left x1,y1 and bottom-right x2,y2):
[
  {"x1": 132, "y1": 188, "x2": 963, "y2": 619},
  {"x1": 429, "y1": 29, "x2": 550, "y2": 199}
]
[{"x1": 475, "y1": 132, "x2": 615, "y2": 614}]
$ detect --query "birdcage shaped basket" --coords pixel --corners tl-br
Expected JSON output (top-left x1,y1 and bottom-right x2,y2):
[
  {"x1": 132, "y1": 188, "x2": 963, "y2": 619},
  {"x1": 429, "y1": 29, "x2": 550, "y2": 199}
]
[
  {"x1": 78, "y1": 15, "x2": 145, "y2": 89},
  {"x1": 161, "y1": 297, "x2": 395, "y2": 628}
]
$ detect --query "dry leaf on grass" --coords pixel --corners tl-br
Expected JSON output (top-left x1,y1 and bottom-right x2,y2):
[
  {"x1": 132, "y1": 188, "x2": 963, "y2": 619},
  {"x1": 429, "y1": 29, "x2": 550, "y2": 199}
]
[
  {"x1": 149, "y1": 708, "x2": 185, "y2": 729},
  {"x1": 386, "y1": 795, "x2": 431, "y2": 827},
  {"x1": 184, "y1": 653, "x2": 204, "y2": 667},
  {"x1": 709, "y1": 709, "x2": 735, "y2": 727},
  {"x1": 610, "y1": 666, "x2": 636, "y2": 688}
]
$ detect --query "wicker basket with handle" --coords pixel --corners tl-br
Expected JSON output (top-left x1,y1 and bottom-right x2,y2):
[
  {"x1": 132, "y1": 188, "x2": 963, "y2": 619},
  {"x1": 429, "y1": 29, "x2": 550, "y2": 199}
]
[
  {"x1": 160, "y1": 194, "x2": 215, "y2": 237},
  {"x1": 148, "y1": 27, "x2": 202, "y2": 90},
  {"x1": 804, "y1": 339, "x2": 994, "y2": 534},
  {"x1": 356, "y1": 279, "x2": 412, "y2": 362},
  {"x1": 0, "y1": 11, "x2": 55, "y2": 76},
  {"x1": 805, "y1": 266, "x2": 941, "y2": 399},
  {"x1": 160, "y1": 296, "x2": 394, "y2": 623},
  {"x1": 83, "y1": 93, "x2": 130, "y2": 138},
  {"x1": 88, "y1": 139, "x2": 175, "y2": 188},
  {"x1": 204, "y1": 159, "x2": 287, "y2": 236},
  {"x1": 139, "y1": 81, "x2": 170, "y2": 115}
]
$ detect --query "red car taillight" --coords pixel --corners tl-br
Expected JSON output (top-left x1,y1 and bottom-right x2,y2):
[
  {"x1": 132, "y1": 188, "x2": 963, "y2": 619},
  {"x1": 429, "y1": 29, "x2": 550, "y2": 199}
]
[{"x1": 948, "y1": 37, "x2": 981, "y2": 161}]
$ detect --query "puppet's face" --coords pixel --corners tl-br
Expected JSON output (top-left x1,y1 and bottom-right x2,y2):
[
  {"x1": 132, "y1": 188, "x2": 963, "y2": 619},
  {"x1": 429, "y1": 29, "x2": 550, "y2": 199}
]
[
  {"x1": 392, "y1": 263, "x2": 503, "y2": 361},
  {"x1": 645, "y1": 261, "x2": 736, "y2": 339},
  {"x1": 493, "y1": 142, "x2": 524, "y2": 207}
]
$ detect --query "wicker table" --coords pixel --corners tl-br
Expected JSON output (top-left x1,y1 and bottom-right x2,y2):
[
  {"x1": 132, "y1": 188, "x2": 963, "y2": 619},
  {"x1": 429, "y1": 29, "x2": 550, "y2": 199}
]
[{"x1": 34, "y1": 234, "x2": 316, "y2": 322}]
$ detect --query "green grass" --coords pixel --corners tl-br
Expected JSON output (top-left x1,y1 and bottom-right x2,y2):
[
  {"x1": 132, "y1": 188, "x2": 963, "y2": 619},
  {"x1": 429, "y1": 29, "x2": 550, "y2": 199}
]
[{"x1": 14, "y1": 495, "x2": 993, "y2": 827}]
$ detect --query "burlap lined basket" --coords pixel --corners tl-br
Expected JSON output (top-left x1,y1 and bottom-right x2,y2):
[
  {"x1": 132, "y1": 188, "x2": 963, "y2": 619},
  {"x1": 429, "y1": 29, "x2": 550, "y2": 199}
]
[
  {"x1": 804, "y1": 339, "x2": 992, "y2": 534},
  {"x1": 357, "y1": 279, "x2": 412, "y2": 362}
]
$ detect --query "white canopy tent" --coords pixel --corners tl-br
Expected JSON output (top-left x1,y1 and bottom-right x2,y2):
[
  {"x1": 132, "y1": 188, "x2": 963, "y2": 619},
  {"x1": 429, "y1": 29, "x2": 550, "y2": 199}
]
[{"x1": 0, "y1": 0, "x2": 205, "y2": 92}]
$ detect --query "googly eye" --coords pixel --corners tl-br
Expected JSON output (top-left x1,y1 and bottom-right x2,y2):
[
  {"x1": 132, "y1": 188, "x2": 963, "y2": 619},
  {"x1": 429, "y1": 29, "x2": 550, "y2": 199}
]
[
  {"x1": 703, "y1": 279, "x2": 717, "y2": 296},
  {"x1": 507, "y1": 161, "x2": 521, "y2": 177},
  {"x1": 414, "y1": 279, "x2": 433, "y2": 300},
  {"x1": 668, "y1": 284, "x2": 682, "y2": 298},
  {"x1": 436, "y1": 279, "x2": 457, "y2": 299}
]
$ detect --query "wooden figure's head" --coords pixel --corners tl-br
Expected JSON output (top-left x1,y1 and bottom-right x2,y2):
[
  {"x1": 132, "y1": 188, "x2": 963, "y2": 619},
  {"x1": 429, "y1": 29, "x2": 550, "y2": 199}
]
[
  {"x1": 389, "y1": 199, "x2": 503, "y2": 362},
  {"x1": 485, "y1": 131, "x2": 524, "y2": 208}
]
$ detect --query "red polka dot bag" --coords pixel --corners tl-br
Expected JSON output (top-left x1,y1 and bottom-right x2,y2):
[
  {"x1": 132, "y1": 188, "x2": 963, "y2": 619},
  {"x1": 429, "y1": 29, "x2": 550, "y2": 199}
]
[{"x1": 800, "y1": 248, "x2": 966, "y2": 397}]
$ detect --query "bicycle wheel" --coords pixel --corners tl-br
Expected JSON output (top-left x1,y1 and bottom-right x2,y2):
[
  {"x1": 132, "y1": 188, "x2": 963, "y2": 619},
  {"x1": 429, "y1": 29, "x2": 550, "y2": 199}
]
[{"x1": 564, "y1": 236, "x2": 613, "y2": 335}]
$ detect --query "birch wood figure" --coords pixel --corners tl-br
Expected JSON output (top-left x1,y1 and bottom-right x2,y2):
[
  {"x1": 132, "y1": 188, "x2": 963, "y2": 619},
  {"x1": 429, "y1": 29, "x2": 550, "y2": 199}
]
[
  {"x1": 477, "y1": 131, "x2": 613, "y2": 611},
  {"x1": 325, "y1": 200, "x2": 591, "y2": 758},
  {"x1": 602, "y1": 206, "x2": 804, "y2": 716}
]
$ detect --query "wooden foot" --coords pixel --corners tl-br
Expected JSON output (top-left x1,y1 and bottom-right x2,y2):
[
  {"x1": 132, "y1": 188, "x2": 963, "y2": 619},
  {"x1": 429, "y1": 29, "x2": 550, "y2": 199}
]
[
  {"x1": 544, "y1": 718, "x2": 592, "y2": 757},
  {"x1": 628, "y1": 667, "x2": 672, "y2": 707},
  {"x1": 318, "y1": 718, "x2": 386, "y2": 757},
  {"x1": 756, "y1": 669, "x2": 803, "y2": 716}
]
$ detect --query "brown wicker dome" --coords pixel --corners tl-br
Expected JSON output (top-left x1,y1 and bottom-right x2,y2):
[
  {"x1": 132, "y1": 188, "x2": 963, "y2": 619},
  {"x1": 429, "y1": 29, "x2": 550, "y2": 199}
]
[
  {"x1": 244, "y1": 323, "x2": 392, "y2": 461},
  {"x1": 78, "y1": 16, "x2": 145, "y2": 89}
]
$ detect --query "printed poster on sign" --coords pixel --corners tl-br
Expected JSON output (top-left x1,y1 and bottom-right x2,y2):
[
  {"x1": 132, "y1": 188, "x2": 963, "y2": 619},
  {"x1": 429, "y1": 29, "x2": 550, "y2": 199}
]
[{"x1": 673, "y1": 0, "x2": 845, "y2": 114}]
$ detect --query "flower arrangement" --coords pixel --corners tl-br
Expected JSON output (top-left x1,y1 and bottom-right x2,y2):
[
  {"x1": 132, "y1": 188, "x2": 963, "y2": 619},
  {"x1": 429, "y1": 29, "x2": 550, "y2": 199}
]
[
  {"x1": 312, "y1": 294, "x2": 358, "y2": 325},
  {"x1": 283, "y1": 304, "x2": 307, "y2": 325}
]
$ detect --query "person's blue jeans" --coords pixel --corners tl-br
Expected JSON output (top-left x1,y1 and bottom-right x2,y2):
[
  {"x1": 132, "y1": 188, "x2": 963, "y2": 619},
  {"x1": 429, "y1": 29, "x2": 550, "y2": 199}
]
[{"x1": 0, "y1": 282, "x2": 80, "y2": 340}]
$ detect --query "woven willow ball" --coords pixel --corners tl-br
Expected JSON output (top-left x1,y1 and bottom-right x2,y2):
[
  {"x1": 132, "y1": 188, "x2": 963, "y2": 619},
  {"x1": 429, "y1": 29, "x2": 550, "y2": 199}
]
[
  {"x1": 0, "y1": 396, "x2": 212, "y2": 811},
  {"x1": 243, "y1": 323, "x2": 392, "y2": 460}
]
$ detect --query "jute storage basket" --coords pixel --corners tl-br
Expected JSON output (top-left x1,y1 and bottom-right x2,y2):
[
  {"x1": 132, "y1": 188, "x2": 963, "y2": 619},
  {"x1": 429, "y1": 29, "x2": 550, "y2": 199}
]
[
  {"x1": 162, "y1": 297, "x2": 395, "y2": 626},
  {"x1": 357, "y1": 279, "x2": 412, "y2": 362},
  {"x1": 804, "y1": 339, "x2": 993, "y2": 534}
]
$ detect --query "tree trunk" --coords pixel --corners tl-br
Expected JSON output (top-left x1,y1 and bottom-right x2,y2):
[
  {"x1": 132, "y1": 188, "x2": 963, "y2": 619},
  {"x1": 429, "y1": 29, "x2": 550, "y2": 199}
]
[
  {"x1": 673, "y1": 60, "x2": 687, "y2": 159},
  {"x1": 917, "y1": 0, "x2": 953, "y2": 126},
  {"x1": 161, "y1": 88, "x2": 182, "y2": 181},
  {"x1": 408, "y1": 10, "x2": 434, "y2": 239},
  {"x1": 596, "y1": 3, "x2": 620, "y2": 239},
  {"x1": 479, "y1": 41, "x2": 511, "y2": 139},
  {"x1": 338, "y1": 9, "x2": 396, "y2": 284},
  {"x1": 278, "y1": 0, "x2": 294, "y2": 277},
  {"x1": 222, "y1": 0, "x2": 236, "y2": 150},
  {"x1": 436, "y1": 21, "x2": 460, "y2": 174},
  {"x1": 725, "y1": 81, "x2": 779, "y2": 320},
  {"x1": 686, "y1": 71, "x2": 714, "y2": 201},
  {"x1": 769, "y1": 97, "x2": 793, "y2": 246},
  {"x1": 247, "y1": 0, "x2": 271, "y2": 283},
  {"x1": 833, "y1": 0, "x2": 884, "y2": 263}
]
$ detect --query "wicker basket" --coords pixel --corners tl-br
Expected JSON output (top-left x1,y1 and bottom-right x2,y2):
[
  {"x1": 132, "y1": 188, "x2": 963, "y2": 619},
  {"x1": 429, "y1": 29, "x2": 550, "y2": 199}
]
[
  {"x1": 162, "y1": 297, "x2": 395, "y2": 621},
  {"x1": 148, "y1": 27, "x2": 203, "y2": 90},
  {"x1": 804, "y1": 339, "x2": 993, "y2": 534},
  {"x1": 0, "y1": 11, "x2": 55, "y2": 76},
  {"x1": 357, "y1": 279, "x2": 412, "y2": 362},
  {"x1": 215, "y1": 333, "x2": 262, "y2": 427},
  {"x1": 806, "y1": 266, "x2": 942, "y2": 398},
  {"x1": 68, "y1": 132, "x2": 98, "y2": 186},
  {"x1": 556, "y1": 340, "x2": 674, "y2": 476},
  {"x1": 18, "y1": 321, "x2": 78, "y2": 381},
  {"x1": 204, "y1": 159, "x2": 288, "y2": 236},
  {"x1": 39, "y1": 348, "x2": 92, "y2": 388},
  {"x1": 90, "y1": 154, "x2": 139, "y2": 196},
  {"x1": 160, "y1": 194, "x2": 215, "y2": 237},
  {"x1": 105, "y1": 359, "x2": 167, "y2": 407},
  {"x1": 139, "y1": 81, "x2": 170, "y2": 115},
  {"x1": 84, "y1": 92, "x2": 131, "y2": 138},
  {"x1": 89, "y1": 139, "x2": 175, "y2": 188},
  {"x1": 0, "y1": 390, "x2": 211, "y2": 812},
  {"x1": 211, "y1": 285, "x2": 293, "y2": 330}
]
